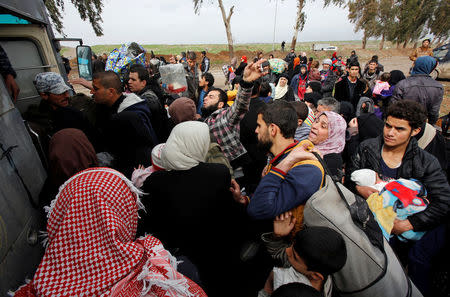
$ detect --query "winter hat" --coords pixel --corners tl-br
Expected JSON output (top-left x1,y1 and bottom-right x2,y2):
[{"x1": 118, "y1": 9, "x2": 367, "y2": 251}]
[
  {"x1": 34, "y1": 72, "x2": 71, "y2": 94},
  {"x1": 322, "y1": 59, "x2": 332, "y2": 66},
  {"x1": 168, "y1": 97, "x2": 197, "y2": 124},
  {"x1": 293, "y1": 226, "x2": 347, "y2": 277}
]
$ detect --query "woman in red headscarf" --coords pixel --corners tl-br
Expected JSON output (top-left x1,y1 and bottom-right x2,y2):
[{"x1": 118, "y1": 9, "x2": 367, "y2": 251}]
[{"x1": 12, "y1": 168, "x2": 206, "y2": 297}]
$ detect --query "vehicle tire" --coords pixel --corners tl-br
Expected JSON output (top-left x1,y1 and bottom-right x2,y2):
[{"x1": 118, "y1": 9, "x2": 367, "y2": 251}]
[{"x1": 430, "y1": 69, "x2": 439, "y2": 80}]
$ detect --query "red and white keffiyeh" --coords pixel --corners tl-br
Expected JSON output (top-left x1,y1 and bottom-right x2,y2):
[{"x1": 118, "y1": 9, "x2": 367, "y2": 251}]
[{"x1": 12, "y1": 168, "x2": 206, "y2": 297}]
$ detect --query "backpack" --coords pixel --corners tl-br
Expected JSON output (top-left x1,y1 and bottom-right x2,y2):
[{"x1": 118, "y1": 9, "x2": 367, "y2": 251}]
[{"x1": 303, "y1": 153, "x2": 423, "y2": 297}]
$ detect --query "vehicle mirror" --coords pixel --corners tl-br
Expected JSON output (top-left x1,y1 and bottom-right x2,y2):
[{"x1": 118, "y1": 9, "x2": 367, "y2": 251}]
[{"x1": 76, "y1": 45, "x2": 93, "y2": 81}]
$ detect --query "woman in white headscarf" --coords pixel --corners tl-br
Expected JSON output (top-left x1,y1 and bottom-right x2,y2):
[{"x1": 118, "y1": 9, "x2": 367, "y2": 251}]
[
  {"x1": 139, "y1": 121, "x2": 247, "y2": 296},
  {"x1": 274, "y1": 73, "x2": 295, "y2": 101}
]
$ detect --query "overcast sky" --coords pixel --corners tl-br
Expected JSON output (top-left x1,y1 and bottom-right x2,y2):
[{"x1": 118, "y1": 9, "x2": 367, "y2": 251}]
[{"x1": 57, "y1": 0, "x2": 363, "y2": 45}]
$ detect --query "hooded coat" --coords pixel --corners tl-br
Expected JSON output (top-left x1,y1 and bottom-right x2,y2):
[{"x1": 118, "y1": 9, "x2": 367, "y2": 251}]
[{"x1": 392, "y1": 57, "x2": 444, "y2": 125}]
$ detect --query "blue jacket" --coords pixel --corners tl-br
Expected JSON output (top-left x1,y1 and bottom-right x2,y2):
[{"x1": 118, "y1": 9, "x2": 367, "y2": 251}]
[{"x1": 247, "y1": 141, "x2": 324, "y2": 220}]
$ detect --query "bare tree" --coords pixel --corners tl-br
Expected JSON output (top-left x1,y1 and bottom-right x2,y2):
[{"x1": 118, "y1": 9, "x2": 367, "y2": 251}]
[
  {"x1": 194, "y1": 0, "x2": 235, "y2": 59},
  {"x1": 290, "y1": 0, "x2": 306, "y2": 50}
]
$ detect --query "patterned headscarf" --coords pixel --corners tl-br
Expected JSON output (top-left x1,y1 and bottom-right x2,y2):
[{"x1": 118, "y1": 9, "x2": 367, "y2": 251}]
[
  {"x1": 314, "y1": 111, "x2": 347, "y2": 155},
  {"x1": 12, "y1": 168, "x2": 205, "y2": 297}
]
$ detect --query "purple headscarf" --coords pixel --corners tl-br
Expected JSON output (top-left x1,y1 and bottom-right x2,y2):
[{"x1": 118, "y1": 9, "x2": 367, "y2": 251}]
[{"x1": 314, "y1": 111, "x2": 347, "y2": 155}]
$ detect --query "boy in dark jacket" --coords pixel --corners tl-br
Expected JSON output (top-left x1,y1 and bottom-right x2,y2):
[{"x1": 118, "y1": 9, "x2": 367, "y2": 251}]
[
  {"x1": 334, "y1": 61, "x2": 365, "y2": 109},
  {"x1": 347, "y1": 100, "x2": 450, "y2": 296}
]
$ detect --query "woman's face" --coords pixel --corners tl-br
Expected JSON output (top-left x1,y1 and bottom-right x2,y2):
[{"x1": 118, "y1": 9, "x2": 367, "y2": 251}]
[
  {"x1": 279, "y1": 77, "x2": 288, "y2": 87},
  {"x1": 301, "y1": 67, "x2": 307, "y2": 74},
  {"x1": 308, "y1": 114, "x2": 329, "y2": 145}
]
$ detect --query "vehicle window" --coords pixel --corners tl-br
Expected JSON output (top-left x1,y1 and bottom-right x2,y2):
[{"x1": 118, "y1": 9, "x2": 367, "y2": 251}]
[
  {"x1": 434, "y1": 49, "x2": 449, "y2": 59},
  {"x1": 0, "y1": 39, "x2": 46, "y2": 113},
  {"x1": 0, "y1": 14, "x2": 31, "y2": 24}
]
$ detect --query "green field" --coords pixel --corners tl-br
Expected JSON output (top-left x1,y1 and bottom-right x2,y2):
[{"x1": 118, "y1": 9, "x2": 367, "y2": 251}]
[{"x1": 61, "y1": 40, "x2": 387, "y2": 57}]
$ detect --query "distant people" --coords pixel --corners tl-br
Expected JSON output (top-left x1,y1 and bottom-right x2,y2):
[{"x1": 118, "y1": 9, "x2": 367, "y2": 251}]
[
  {"x1": 409, "y1": 38, "x2": 433, "y2": 64},
  {"x1": 269, "y1": 54, "x2": 274, "y2": 59},
  {"x1": 347, "y1": 50, "x2": 358, "y2": 65},
  {"x1": 372, "y1": 72, "x2": 391, "y2": 96},
  {"x1": 392, "y1": 56, "x2": 443, "y2": 125},
  {"x1": 61, "y1": 55, "x2": 71, "y2": 74},
  {"x1": 197, "y1": 72, "x2": 215, "y2": 115},
  {"x1": 91, "y1": 71, "x2": 158, "y2": 175},
  {"x1": 257, "y1": 51, "x2": 264, "y2": 61},
  {"x1": 290, "y1": 64, "x2": 308, "y2": 101},
  {"x1": 281, "y1": 41, "x2": 286, "y2": 52},
  {"x1": 13, "y1": 168, "x2": 206, "y2": 297},
  {"x1": 285, "y1": 49, "x2": 297, "y2": 64},
  {"x1": 182, "y1": 51, "x2": 199, "y2": 101},
  {"x1": 259, "y1": 81, "x2": 273, "y2": 103},
  {"x1": 128, "y1": 64, "x2": 169, "y2": 142},
  {"x1": 364, "y1": 55, "x2": 384, "y2": 73},
  {"x1": 91, "y1": 53, "x2": 105, "y2": 74},
  {"x1": 299, "y1": 52, "x2": 307, "y2": 65},
  {"x1": 320, "y1": 59, "x2": 337, "y2": 97},
  {"x1": 274, "y1": 74, "x2": 295, "y2": 102},
  {"x1": 334, "y1": 61, "x2": 365, "y2": 109},
  {"x1": 362, "y1": 59, "x2": 380, "y2": 90},
  {"x1": 180, "y1": 51, "x2": 187, "y2": 63},
  {"x1": 0, "y1": 45, "x2": 20, "y2": 101},
  {"x1": 234, "y1": 55, "x2": 248, "y2": 77},
  {"x1": 200, "y1": 50, "x2": 210, "y2": 74}
]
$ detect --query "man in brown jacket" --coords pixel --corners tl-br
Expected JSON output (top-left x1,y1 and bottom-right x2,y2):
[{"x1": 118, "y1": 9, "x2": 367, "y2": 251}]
[{"x1": 409, "y1": 39, "x2": 433, "y2": 62}]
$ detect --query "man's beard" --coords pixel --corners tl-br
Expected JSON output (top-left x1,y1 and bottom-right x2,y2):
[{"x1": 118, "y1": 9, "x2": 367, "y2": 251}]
[
  {"x1": 201, "y1": 102, "x2": 220, "y2": 118},
  {"x1": 257, "y1": 136, "x2": 273, "y2": 154}
]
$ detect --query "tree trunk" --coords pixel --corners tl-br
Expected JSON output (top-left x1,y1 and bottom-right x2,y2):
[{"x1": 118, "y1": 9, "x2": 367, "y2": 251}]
[
  {"x1": 290, "y1": 0, "x2": 305, "y2": 50},
  {"x1": 379, "y1": 33, "x2": 385, "y2": 50},
  {"x1": 396, "y1": 41, "x2": 401, "y2": 49},
  {"x1": 402, "y1": 40, "x2": 407, "y2": 48},
  {"x1": 362, "y1": 31, "x2": 367, "y2": 49},
  {"x1": 218, "y1": 0, "x2": 234, "y2": 60}
]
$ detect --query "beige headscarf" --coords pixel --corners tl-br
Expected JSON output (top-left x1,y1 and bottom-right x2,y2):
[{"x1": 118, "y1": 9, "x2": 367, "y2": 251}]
[{"x1": 161, "y1": 121, "x2": 210, "y2": 171}]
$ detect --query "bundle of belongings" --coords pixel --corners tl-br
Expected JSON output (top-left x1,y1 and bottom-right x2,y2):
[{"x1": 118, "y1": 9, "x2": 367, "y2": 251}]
[
  {"x1": 105, "y1": 42, "x2": 147, "y2": 81},
  {"x1": 351, "y1": 169, "x2": 428, "y2": 241}
]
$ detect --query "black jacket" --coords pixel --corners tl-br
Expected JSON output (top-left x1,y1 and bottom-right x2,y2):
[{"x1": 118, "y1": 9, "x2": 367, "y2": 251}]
[
  {"x1": 321, "y1": 71, "x2": 338, "y2": 97},
  {"x1": 137, "y1": 86, "x2": 170, "y2": 142},
  {"x1": 139, "y1": 162, "x2": 246, "y2": 295},
  {"x1": 392, "y1": 74, "x2": 444, "y2": 125},
  {"x1": 334, "y1": 76, "x2": 366, "y2": 108},
  {"x1": 240, "y1": 97, "x2": 268, "y2": 192},
  {"x1": 346, "y1": 136, "x2": 450, "y2": 232}
]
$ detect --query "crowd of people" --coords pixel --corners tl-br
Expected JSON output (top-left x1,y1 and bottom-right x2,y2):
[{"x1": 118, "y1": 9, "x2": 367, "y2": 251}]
[{"x1": 3, "y1": 38, "x2": 449, "y2": 297}]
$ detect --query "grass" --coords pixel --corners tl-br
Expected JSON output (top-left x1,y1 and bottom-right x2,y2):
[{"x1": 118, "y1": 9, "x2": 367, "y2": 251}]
[{"x1": 82, "y1": 40, "x2": 386, "y2": 56}]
